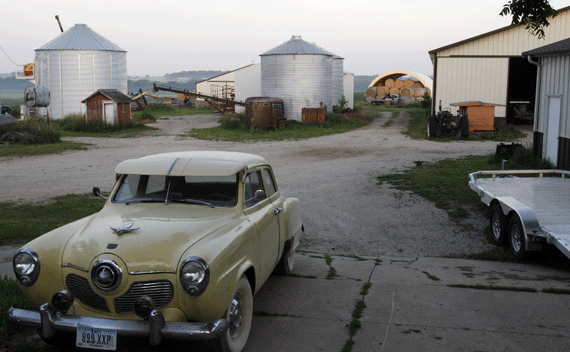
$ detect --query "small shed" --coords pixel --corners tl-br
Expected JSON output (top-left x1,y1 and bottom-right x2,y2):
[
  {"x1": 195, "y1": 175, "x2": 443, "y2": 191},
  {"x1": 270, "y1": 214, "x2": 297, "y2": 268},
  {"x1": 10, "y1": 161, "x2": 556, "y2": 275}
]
[
  {"x1": 82, "y1": 89, "x2": 132, "y2": 125},
  {"x1": 450, "y1": 101, "x2": 502, "y2": 133}
]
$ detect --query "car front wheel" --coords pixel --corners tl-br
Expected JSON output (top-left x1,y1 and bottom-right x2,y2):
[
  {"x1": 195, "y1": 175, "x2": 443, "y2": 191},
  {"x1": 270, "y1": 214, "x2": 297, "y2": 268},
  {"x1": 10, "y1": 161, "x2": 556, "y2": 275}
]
[{"x1": 211, "y1": 275, "x2": 253, "y2": 352}]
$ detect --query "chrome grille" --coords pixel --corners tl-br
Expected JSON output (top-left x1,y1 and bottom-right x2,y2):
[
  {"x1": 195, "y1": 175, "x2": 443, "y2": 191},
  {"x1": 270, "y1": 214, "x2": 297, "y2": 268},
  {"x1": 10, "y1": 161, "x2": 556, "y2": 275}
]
[
  {"x1": 114, "y1": 280, "x2": 174, "y2": 314},
  {"x1": 66, "y1": 274, "x2": 110, "y2": 313}
]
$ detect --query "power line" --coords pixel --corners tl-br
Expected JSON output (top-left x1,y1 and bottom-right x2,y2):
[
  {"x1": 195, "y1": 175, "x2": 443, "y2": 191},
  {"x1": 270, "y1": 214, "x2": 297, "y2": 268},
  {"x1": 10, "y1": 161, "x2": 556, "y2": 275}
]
[{"x1": 0, "y1": 43, "x2": 23, "y2": 67}]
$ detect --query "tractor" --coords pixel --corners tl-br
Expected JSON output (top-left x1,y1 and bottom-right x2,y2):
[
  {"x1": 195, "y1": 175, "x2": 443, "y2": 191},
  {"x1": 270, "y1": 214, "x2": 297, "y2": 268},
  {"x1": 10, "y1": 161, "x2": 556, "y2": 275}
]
[{"x1": 427, "y1": 105, "x2": 469, "y2": 138}]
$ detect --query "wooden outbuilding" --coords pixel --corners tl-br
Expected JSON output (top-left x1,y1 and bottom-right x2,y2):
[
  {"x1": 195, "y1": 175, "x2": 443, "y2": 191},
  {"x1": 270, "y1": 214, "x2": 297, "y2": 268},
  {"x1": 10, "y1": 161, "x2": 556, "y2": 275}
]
[
  {"x1": 450, "y1": 101, "x2": 503, "y2": 133},
  {"x1": 82, "y1": 89, "x2": 132, "y2": 125}
]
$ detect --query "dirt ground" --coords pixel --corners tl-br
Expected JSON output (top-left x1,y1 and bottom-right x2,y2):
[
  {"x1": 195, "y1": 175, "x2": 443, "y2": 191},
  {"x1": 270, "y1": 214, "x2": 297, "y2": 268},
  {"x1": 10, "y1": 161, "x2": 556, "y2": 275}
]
[{"x1": 0, "y1": 112, "x2": 531, "y2": 257}]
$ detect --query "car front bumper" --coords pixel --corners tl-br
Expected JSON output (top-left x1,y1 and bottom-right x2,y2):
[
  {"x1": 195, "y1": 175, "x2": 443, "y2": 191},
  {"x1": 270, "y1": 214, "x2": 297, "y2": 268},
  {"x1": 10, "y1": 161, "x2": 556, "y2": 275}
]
[{"x1": 7, "y1": 303, "x2": 228, "y2": 346}]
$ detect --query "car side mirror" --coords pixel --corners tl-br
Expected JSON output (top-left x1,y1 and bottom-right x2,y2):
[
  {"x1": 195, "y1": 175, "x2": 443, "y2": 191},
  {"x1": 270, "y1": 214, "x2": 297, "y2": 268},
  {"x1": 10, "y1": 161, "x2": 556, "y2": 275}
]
[
  {"x1": 254, "y1": 189, "x2": 265, "y2": 200},
  {"x1": 93, "y1": 187, "x2": 108, "y2": 200}
]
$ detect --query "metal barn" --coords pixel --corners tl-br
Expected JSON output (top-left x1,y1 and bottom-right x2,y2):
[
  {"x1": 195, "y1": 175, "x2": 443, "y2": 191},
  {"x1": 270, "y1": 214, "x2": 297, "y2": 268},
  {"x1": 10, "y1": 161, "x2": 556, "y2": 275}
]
[
  {"x1": 523, "y1": 38, "x2": 570, "y2": 170},
  {"x1": 429, "y1": 6, "x2": 570, "y2": 122},
  {"x1": 34, "y1": 24, "x2": 127, "y2": 120}
]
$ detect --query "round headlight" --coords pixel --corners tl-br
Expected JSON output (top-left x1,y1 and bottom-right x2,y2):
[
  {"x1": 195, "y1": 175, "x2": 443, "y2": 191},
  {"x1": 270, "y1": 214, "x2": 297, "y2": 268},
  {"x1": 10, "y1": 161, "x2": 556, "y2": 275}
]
[
  {"x1": 13, "y1": 249, "x2": 40, "y2": 287},
  {"x1": 180, "y1": 257, "x2": 209, "y2": 297}
]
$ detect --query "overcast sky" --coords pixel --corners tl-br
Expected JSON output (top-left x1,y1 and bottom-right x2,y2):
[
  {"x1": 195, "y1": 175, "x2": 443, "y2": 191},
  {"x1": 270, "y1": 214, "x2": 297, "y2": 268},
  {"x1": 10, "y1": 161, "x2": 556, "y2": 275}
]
[{"x1": 0, "y1": 0, "x2": 567, "y2": 77}]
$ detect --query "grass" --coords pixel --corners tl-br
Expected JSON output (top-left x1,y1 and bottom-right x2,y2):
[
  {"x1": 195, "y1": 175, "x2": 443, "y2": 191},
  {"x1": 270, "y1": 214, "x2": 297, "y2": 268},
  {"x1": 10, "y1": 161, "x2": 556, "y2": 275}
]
[
  {"x1": 0, "y1": 276, "x2": 42, "y2": 351},
  {"x1": 377, "y1": 154, "x2": 496, "y2": 223},
  {"x1": 0, "y1": 140, "x2": 89, "y2": 158},
  {"x1": 186, "y1": 111, "x2": 376, "y2": 141},
  {"x1": 0, "y1": 194, "x2": 105, "y2": 245}
]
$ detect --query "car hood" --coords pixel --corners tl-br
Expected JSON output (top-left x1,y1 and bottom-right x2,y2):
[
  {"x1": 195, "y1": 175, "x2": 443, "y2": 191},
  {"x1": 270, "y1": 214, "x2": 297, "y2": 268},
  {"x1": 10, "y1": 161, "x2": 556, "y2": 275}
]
[{"x1": 62, "y1": 204, "x2": 240, "y2": 273}]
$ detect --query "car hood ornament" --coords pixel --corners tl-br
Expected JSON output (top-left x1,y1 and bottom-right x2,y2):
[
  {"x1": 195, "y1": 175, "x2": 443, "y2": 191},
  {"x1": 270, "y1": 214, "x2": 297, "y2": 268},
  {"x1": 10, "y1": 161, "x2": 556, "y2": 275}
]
[{"x1": 110, "y1": 222, "x2": 140, "y2": 235}]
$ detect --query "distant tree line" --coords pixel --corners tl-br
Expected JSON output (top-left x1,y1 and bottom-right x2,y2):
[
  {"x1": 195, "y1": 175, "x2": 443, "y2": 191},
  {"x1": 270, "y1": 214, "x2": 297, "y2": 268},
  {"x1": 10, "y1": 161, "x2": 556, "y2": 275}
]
[{"x1": 163, "y1": 70, "x2": 227, "y2": 80}]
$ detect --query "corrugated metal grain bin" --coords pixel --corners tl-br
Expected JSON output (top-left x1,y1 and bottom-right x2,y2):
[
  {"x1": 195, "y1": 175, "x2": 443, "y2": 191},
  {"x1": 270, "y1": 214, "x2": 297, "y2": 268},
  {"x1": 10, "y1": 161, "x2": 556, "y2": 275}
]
[
  {"x1": 34, "y1": 24, "x2": 127, "y2": 120},
  {"x1": 245, "y1": 97, "x2": 285, "y2": 129},
  {"x1": 260, "y1": 36, "x2": 333, "y2": 122}
]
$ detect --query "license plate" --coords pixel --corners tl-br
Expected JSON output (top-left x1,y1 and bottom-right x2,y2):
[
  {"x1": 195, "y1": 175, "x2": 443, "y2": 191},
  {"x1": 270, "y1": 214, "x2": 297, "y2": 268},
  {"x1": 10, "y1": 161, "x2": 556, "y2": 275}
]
[{"x1": 76, "y1": 324, "x2": 117, "y2": 351}]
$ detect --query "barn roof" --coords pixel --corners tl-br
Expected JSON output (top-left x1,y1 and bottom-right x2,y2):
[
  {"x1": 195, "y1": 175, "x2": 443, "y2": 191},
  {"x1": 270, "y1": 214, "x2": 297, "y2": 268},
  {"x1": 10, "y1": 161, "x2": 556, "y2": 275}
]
[
  {"x1": 522, "y1": 37, "x2": 570, "y2": 57},
  {"x1": 429, "y1": 6, "x2": 570, "y2": 55},
  {"x1": 81, "y1": 89, "x2": 132, "y2": 103},
  {"x1": 36, "y1": 24, "x2": 126, "y2": 52}
]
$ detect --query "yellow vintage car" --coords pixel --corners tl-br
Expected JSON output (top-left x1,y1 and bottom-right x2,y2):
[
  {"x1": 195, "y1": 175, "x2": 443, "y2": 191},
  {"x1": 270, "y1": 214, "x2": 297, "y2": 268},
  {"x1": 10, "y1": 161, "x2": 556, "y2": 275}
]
[{"x1": 7, "y1": 151, "x2": 303, "y2": 351}]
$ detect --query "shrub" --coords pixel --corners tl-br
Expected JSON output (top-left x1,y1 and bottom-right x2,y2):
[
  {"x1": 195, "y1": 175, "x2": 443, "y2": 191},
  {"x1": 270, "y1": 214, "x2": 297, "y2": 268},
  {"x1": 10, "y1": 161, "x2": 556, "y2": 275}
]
[
  {"x1": 56, "y1": 114, "x2": 129, "y2": 133},
  {"x1": 133, "y1": 110, "x2": 156, "y2": 122},
  {"x1": 0, "y1": 120, "x2": 60, "y2": 144},
  {"x1": 145, "y1": 103, "x2": 176, "y2": 113}
]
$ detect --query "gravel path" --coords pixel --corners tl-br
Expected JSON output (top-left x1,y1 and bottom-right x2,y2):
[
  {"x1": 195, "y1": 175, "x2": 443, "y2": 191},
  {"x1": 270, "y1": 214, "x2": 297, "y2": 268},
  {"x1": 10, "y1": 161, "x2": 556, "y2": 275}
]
[{"x1": 1, "y1": 112, "x2": 529, "y2": 257}]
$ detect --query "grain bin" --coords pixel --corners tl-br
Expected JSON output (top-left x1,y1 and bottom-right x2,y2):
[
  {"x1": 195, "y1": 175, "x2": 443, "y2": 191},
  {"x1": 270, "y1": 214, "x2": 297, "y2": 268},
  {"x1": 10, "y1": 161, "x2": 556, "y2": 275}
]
[
  {"x1": 260, "y1": 36, "x2": 333, "y2": 122},
  {"x1": 34, "y1": 24, "x2": 127, "y2": 120}
]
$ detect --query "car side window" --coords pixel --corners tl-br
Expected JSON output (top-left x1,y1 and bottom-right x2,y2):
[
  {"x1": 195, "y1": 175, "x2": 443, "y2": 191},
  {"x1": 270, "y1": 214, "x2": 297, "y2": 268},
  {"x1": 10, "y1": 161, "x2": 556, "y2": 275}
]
[
  {"x1": 244, "y1": 170, "x2": 266, "y2": 207},
  {"x1": 263, "y1": 168, "x2": 277, "y2": 196}
]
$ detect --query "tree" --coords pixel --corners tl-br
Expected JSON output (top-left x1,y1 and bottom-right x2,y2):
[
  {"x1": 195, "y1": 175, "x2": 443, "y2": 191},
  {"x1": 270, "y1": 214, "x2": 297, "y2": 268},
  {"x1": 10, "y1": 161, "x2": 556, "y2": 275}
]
[{"x1": 500, "y1": 0, "x2": 558, "y2": 39}]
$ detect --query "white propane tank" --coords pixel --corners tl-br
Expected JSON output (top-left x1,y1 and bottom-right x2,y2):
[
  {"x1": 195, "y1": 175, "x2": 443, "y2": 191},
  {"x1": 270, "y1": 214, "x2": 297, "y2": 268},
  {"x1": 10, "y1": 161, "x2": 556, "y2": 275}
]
[{"x1": 25, "y1": 87, "x2": 50, "y2": 107}]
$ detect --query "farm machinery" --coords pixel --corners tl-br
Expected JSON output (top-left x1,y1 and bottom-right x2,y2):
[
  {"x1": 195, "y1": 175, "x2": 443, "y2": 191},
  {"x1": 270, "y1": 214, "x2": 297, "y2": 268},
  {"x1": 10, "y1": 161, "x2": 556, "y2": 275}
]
[{"x1": 427, "y1": 103, "x2": 469, "y2": 138}]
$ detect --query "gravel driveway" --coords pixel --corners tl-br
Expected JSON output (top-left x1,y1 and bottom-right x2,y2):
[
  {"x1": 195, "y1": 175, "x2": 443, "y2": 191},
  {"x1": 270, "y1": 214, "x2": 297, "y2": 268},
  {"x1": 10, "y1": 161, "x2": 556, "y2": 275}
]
[{"x1": 1, "y1": 112, "x2": 521, "y2": 257}]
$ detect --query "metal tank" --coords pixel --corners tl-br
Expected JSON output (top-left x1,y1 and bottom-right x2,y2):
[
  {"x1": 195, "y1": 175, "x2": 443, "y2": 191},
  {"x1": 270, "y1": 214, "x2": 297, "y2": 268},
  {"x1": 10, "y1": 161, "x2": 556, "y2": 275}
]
[
  {"x1": 34, "y1": 24, "x2": 127, "y2": 120},
  {"x1": 260, "y1": 36, "x2": 333, "y2": 122}
]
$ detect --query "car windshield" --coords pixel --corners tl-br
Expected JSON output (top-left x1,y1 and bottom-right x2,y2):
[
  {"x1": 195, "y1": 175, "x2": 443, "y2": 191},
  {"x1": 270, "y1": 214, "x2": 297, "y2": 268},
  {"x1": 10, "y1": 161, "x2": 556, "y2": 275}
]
[{"x1": 112, "y1": 174, "x2": 238, "y2": 207}]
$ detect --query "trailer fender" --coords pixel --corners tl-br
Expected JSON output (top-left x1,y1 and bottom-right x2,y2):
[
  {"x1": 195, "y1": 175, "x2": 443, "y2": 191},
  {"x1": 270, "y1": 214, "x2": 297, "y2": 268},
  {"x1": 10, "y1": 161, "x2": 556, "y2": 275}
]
[{"x1": 493, "y1": 197, "x2": 542, "y2": 250}]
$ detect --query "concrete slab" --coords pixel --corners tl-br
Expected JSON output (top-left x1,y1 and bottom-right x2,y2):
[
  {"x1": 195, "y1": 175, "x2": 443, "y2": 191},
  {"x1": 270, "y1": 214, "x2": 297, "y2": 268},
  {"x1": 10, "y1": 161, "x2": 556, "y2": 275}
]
[
  {"x1": 246, "y1": 316, "x2": 346, "y2": 352},
  {"x1": 354, "y1": 257, "x2": 570, "y2": 351}
]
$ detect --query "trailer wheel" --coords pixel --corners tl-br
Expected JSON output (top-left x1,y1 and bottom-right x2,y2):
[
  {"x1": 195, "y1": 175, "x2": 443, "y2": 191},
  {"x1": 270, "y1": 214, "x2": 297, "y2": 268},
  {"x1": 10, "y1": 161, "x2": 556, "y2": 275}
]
[
  {"x1": 489, "y1": 204, "x2": 507, "y2": 246},
  {"x1": 508, "y1": 215, "x2": 527, "y2": 259},
  {"x1": 427, "y1": 116, "x2": 437, "y2": 138}
]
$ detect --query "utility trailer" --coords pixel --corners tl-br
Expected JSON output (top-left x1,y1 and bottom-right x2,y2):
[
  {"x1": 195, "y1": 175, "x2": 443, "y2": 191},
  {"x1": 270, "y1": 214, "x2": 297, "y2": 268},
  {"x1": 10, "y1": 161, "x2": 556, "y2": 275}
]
[{"x1": 468, "y1": 170, "x2": 570, "y2": 259}]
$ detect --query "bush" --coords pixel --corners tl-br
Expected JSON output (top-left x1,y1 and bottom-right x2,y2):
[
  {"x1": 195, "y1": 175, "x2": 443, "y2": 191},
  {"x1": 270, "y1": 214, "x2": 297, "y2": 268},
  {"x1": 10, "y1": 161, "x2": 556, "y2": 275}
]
[
  {"x1": 56, "y1": 114, "x2": 129, "y2": 133},
  {"x1": 133, "y1": 110, "x2": 156, "y2": 122},
  {"x1": 145, "y1": 103, "x2": 176, "y2": 113},
  {"x1": 0, "y1": 120, "x2": 60, "y2": 144},
  {"x1": 218, "y1": 114, "x2": 245, "y2": 130}
]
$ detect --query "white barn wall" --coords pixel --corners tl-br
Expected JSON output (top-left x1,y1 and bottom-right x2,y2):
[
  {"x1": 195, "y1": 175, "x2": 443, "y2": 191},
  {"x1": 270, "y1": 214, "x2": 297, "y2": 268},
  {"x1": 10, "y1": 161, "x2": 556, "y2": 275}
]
[
  {"x1": 235, "y1": 64, "x2": 261, "y2": 114},
  {"x1": 435, "y1": 57, "x2": 509, "y2": 116},
  {"x1": 196, "y1": 71, "x2": 236, "y2": 98}
]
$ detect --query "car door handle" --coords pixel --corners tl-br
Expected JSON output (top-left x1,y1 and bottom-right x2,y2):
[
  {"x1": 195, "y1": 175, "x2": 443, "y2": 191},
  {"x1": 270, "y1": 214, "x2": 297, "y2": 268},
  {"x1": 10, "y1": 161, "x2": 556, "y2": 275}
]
[{"x1": 274, "y1": 207, "x2": 283, "y2": 215}]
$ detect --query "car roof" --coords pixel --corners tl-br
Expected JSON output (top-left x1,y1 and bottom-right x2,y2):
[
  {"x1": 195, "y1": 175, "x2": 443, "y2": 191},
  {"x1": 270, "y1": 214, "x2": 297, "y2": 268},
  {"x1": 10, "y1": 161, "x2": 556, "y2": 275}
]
[{"x1": 114, "y1": 151, "x2": 268, "y2": 177}]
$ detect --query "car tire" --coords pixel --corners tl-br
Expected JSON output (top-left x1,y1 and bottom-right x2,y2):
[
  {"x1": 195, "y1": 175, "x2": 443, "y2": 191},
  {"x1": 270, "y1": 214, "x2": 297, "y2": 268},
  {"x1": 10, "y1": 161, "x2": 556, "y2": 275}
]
[
  {"x1": 427, "y1": 116, "x2": 437, "y2": 138},
  {"x1": 508, "y1": 215, "x2": 527, "y2": 260},
  {"x1": 211, "y1": 275, "x2": 253, "y2": 352},
  {"x1": 489, "y1": 204, "x2": 507, "y2": 246},
  {"x1": 273, "y1": 247, "x2": 295, "y2": 275}
]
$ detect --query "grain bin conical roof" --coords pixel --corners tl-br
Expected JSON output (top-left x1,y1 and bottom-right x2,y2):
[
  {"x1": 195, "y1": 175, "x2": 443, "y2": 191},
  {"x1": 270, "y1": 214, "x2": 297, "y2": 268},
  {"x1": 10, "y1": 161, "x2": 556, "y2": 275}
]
[
  {"x1": 35, "y1": 23, "x2": 125, "y2": 52},
  {"x1": 260, "y1": 35, "x2": 331, "y2": 56}
]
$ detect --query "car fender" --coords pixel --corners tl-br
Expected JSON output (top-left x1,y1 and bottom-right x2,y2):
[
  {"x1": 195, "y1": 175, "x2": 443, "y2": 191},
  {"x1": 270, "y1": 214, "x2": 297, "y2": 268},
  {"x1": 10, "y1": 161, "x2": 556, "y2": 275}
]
[
  {"x1": 176, "y1": 218, "x2": 257, "y2": 322},
  {"x1": 282, "y1": 197, "x2": 302, "y2": 255},
  {"x1": 18, "y1": 214, "x2": 96, "y2": 308}
]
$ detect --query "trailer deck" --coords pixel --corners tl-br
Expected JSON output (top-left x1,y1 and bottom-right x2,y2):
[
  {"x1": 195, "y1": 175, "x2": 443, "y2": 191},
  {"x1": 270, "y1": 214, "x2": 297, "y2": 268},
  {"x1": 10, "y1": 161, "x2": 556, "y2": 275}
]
[{"x1": 469, "y1": 170, "x2": 570, "y2": 259}]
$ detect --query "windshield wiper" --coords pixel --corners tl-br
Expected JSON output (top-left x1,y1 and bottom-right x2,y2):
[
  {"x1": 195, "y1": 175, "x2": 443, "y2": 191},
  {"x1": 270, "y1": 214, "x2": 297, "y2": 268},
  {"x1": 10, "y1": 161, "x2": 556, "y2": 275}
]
[
  {"x1": 170, "y1": 198, "x2": 214, "y2": 207},
  {"x1": 125, "y1": 198, "x2": 165, "y2": 205}
]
